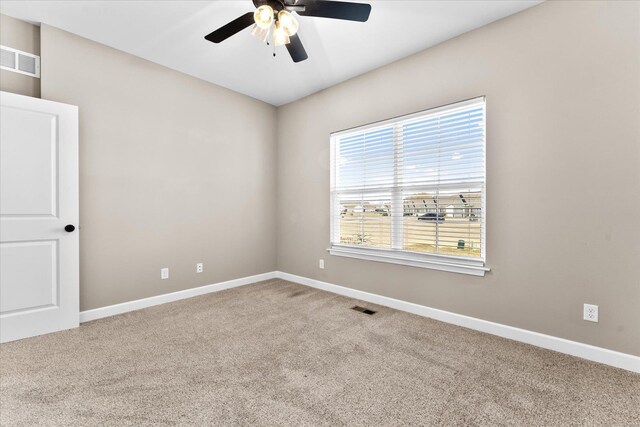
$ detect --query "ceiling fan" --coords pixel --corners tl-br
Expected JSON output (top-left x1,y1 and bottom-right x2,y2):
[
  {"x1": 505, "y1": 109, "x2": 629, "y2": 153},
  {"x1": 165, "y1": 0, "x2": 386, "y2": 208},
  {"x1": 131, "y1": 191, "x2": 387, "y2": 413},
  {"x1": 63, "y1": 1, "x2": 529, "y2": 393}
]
[{"x1": 204, "y1": 0, "x2": 372, "y2": 63}]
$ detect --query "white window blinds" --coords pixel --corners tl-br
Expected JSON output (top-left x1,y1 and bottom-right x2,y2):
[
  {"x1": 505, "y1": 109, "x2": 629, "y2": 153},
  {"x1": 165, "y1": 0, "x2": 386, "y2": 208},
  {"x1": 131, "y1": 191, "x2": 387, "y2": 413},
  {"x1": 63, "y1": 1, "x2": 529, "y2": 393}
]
[{"x1": 330, "y1": 97, "x2": 487, "y2": 275}]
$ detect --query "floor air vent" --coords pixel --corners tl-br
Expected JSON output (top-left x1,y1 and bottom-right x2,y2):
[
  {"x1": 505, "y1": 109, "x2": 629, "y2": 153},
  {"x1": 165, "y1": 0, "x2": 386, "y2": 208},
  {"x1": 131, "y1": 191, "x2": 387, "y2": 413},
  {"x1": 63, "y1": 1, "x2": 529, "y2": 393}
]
[
  {"x1": 0, "y1": 45, "x2": 40, "y2": 78},
  {"x1": 351, "y1": 306, "x2": 376, "y2": 315}
]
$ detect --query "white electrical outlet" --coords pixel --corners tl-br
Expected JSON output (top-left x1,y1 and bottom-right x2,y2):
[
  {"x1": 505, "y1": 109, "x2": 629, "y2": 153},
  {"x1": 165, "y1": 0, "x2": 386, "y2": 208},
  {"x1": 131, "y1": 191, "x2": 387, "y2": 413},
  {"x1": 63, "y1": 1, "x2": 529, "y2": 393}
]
[
  {"x1": 583, "y1": 304, "x2": 598, "y2": 322},
  {"x1": 160, "y1": 268, "x2": 169, "y2": 280},
  {"x1": 196, "y1": 263, "x2": 203, "y2": 273},
  {"x1": 319, "y1": 259, "x2": 325, "y2": 269}
]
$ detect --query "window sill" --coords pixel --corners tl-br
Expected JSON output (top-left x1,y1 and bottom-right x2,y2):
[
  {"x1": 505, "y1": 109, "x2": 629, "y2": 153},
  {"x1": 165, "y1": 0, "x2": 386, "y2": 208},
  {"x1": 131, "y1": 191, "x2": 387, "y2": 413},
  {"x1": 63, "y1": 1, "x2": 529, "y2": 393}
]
[{"x1": 328, "y1": 245, "x2": 490, "y2": 277}]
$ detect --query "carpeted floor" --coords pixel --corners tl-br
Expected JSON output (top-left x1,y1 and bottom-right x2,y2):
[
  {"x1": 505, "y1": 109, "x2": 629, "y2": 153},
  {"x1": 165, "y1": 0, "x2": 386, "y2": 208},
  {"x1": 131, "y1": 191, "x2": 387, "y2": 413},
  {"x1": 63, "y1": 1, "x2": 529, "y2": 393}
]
[{"x1": 1, "y1": 279, "x2": 638, "y2": 426}]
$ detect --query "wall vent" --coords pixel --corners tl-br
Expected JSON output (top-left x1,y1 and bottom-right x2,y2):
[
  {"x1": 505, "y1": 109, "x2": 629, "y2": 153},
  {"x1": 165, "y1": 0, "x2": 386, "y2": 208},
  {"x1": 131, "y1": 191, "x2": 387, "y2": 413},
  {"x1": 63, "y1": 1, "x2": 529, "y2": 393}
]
[{"x1": 0, "y1": 45, "x2": 40, "y2": 78}]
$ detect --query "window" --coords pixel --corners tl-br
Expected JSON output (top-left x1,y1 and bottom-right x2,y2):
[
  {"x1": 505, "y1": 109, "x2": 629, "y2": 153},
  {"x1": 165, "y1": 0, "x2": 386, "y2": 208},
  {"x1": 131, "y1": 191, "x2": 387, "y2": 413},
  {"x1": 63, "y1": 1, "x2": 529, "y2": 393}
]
[{"x1": 329, "y1": 97, "x2": 488, "y2": 276}]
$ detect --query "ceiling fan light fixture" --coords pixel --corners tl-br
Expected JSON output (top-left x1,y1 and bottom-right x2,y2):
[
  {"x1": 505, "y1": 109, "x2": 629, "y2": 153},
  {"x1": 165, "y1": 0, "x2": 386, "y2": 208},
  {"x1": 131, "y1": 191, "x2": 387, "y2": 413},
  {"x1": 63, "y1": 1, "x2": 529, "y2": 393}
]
[
  {"x1": 272, "y1": 21, "x2": 290, "y2": 47},
  {"x1": 278, "y1": 10, "x2": 299, "y2": 36},
  {"x1": 205, "y1": 0, "x2": 373, "y2": 63},
  {"x1": 253, "y1": 5, "x2": 274, "y2": 29}
]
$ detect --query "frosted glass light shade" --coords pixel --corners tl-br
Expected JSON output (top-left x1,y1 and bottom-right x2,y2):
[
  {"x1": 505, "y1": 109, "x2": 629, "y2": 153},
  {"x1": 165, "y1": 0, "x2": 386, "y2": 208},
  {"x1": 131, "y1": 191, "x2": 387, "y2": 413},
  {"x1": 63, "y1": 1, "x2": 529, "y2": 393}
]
[
  {"x1": 278, "y1": 10, "x2": 299, "y2": 36},
  {"x1": 273, "y1": 21, "x2": 290, "y2": 47},
  {"x1": 251, "y1": 24, "x2": 270, "y2": 43},
  {"x1": 254, "y1": 5, "x2": 274, "y2": 29}
]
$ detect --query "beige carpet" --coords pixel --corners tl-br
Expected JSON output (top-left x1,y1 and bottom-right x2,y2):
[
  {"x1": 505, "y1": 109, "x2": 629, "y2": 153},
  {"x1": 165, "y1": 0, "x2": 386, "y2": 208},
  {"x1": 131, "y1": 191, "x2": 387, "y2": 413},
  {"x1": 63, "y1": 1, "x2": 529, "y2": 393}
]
[{"x1": 1, "y1": 279, "x2": 638, "y2": 426}]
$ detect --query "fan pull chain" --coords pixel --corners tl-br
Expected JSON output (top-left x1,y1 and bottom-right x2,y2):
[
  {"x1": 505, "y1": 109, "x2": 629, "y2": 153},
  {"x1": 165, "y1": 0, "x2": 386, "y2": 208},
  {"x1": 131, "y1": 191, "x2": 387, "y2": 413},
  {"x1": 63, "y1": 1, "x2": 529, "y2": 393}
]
[{"x1": 265, "y1": 40, "x2": 275, "y2": 58}]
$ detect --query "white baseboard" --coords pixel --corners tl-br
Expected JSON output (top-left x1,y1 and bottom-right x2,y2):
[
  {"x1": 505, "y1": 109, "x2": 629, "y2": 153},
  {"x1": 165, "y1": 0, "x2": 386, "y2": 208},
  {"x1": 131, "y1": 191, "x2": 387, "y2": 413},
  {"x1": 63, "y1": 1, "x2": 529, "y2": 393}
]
[
  {"x1": 79, "y1": 272, "x2": 278, "y2": 323},
  {"x1": 276, "y1": 271, "x2": 640, "y2": 373},
  {"x1": 79, "y1": 270, "x2": 639, "y2": 373}
]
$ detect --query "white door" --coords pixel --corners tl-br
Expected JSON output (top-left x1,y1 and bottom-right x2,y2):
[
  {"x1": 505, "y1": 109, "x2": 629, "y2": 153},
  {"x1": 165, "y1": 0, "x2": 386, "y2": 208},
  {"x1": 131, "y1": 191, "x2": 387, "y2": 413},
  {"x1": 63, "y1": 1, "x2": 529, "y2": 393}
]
[{"x1": 0, "y1": 91, "x2": 79, "y2": 343}]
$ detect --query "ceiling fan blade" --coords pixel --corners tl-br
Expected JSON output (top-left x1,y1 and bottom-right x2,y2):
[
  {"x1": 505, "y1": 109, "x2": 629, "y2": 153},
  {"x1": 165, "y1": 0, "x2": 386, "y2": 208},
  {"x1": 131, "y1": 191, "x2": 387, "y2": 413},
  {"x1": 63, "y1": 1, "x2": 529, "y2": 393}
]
[
  {"x1": 297, "y1": 0, "x2": 371, "y2": 22},
  {"x1": 204, "y1": 12, "x2": 255, "y2": 43},
  {"x1": 286, "y1": 34, "x2": 308, "y2": 63}
]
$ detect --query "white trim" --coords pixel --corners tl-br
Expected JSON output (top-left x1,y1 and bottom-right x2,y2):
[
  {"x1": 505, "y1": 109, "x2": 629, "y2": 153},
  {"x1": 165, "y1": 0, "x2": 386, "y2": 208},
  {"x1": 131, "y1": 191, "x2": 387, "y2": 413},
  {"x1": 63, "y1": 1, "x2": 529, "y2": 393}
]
[
  {"x1": 329, "y1": 245, "x2": 489, "y2": 276},
  {"x1": 78, "y1": 270, "x2": 639, "y2": 373},
  {"x1": 79, "y1": 272, "x2": 277, "y2": 323},
  {"x1": 481, "y1": 98, "x2": 487, "y2": 259},
  {"x1": 276, "y1": 271, "x2": 640, "y2": 373},
  {"x1": 331, "y1": 96, "x2": 486, "y2": 137}
]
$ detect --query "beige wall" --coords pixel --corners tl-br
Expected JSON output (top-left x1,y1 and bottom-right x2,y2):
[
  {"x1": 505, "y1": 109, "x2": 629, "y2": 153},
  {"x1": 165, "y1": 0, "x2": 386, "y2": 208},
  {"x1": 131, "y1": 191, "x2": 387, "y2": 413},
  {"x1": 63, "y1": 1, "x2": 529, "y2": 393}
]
[
  {"x1": 0, "y1": 14, "x2": 40, "y2": 98},
  {"x1": 40, "y1": 25, "x2": 277, "y2": 311},
  {"x1": 276, "y1": 1, "x2": 640, "y2": 356}
]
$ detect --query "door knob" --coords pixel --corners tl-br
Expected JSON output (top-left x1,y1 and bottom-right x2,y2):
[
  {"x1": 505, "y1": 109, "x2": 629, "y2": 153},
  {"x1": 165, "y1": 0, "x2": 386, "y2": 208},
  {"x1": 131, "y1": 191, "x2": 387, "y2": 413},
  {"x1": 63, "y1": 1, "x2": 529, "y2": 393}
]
[{"x1": 64, "y1": 224, "x2": 76, "y2": 232}]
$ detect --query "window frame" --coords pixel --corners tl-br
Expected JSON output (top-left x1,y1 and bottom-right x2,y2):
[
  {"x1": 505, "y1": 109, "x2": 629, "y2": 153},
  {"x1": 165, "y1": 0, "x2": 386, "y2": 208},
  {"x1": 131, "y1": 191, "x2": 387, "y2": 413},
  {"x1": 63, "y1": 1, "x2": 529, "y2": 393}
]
[{"x1": 329, "y1": 96, "x2": 489, "y2": 276}]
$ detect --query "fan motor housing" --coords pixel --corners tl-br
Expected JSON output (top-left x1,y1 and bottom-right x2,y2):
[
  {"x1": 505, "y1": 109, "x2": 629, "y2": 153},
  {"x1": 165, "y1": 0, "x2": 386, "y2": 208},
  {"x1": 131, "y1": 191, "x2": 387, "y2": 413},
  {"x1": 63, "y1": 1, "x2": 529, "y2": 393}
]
[{"x1": 253, "y1": 0, "x2": 300, "y2": 13}]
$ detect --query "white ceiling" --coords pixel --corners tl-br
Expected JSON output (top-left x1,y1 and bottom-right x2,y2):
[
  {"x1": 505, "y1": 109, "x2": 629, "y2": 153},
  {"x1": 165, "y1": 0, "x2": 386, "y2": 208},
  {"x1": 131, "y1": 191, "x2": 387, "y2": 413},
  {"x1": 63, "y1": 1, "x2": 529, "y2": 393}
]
[{"x1": 1, "y1": 1, "x2": 541, "y2": 106}]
